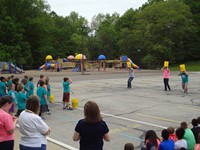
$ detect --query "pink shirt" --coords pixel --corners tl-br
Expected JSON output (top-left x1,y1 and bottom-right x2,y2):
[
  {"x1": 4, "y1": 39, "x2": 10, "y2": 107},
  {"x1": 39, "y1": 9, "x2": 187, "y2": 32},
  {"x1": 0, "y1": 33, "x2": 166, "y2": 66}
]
[
  {"x1": 163, "y1": 69, "x2": 170, "y2": 79},
  {"x1": 0, "y1": 109, "x2": 14, "y2": 142}
]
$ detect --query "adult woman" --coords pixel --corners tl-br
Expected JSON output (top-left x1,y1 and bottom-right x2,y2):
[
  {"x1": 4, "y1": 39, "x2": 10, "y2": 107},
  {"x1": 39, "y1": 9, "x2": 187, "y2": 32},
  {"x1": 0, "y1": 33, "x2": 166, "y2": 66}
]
[
  {"x1": 143, "y1": 130, "x2": 160, "y2": 150},
  {"x1": 73, "y1": 101, "x2": 110, "y2": 150},
  {"x1": 0, "y1": 95, "x2": 18, "y2": 150},
  {"x1": 18, "y1": 95, "x2": 50, "y2": 150}
]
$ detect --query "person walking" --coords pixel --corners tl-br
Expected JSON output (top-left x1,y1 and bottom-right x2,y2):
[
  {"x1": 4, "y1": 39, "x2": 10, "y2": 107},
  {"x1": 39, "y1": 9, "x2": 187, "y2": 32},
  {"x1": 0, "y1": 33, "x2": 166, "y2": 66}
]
[
  {"x1": 127, "y1": 67, "x2": 134, "y2": 89},
  {"x1": 161, "y1": 67, "x2": 171, "y2": 91}
]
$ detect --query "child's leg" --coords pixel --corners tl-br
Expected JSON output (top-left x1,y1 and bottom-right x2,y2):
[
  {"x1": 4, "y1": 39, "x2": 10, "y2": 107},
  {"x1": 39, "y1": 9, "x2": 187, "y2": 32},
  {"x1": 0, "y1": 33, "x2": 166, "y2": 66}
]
[{"x1": 185, "y1": 82, "x2": 188, "y2": 92}]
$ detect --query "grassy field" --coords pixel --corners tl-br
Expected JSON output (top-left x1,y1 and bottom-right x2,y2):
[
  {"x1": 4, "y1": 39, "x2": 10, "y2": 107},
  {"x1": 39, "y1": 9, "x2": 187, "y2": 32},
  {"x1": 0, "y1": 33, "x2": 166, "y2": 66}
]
[{"x1": 170, "y1": 61, "x2": 200, "y2": 71}]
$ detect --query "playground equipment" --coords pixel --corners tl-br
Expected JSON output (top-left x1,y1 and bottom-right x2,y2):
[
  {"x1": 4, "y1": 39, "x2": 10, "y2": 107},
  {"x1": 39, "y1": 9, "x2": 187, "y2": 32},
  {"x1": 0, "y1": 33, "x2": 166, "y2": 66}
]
[
  {"x1": 98, "y1": 55, "x2": 106, "y2": 71},
  {"x1": 114, "y1": 56, "x2": 139, "y2": 70},
  {"x1": 38, "y1": 55, "x2": 56, "y2": 70},
  {"x1": 72, "y1": 54, "x2": 86, "y2": 72},
  {"x1": 0, "y1": 62, "x2": 24, "y2": 74}
]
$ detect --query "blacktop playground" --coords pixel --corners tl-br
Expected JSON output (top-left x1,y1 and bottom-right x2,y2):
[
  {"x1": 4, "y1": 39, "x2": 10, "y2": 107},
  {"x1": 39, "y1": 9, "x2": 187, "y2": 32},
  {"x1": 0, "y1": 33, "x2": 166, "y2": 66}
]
[{"x1": 11, "y1": 69, "x2": 200, "y2": 150}]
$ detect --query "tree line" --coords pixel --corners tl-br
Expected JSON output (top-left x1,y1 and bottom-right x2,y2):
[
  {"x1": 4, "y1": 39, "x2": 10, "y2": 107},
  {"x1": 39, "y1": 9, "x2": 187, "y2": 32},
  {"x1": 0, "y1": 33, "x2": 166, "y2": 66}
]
[{"x1": 0, "y1": 0, "x2": 199, "y2": 69}]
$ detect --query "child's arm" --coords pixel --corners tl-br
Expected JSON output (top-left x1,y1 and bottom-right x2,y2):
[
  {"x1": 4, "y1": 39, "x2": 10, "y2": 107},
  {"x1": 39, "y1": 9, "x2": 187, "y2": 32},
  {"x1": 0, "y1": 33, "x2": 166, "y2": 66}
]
[{"x1": 68, "y1": 77, "x2": 72, "y2": 84}]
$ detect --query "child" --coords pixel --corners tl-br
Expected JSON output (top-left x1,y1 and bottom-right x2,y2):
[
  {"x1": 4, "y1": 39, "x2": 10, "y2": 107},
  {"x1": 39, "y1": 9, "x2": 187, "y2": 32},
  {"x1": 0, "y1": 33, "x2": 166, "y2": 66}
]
[
  {"x1": 45, "y1": 77, "x2": 51, "y2": 115},
  {"x1": 62, "y1": 77, "x2": 72, "y2": 110},
  {"x1": 16, "y1": 83, "x2": 27, "y2": 117},
  {"x1": 8, "y1": 83, "x2": 17, "y2": 115},
  {"x1": 167, "y1": 127, "x2": 177, "y2": 142},
  {"x1": 37, "y1": 74, "x2": 45, "y2": 87},
  {"x1": 0, "y1": 76, "x2": 7, "y2": 97},
  {"x1": 161, "y1": 67, "x2": 171, "y2": 91},
  {"x1": 27, "y1": 77, "x2": 34, "y2": 97},
  {"x1": 178, "y1": 71, "x2": 189, "y2": 93},
  {"x1": 124, "y1": 143, "x2": 134, "y2": 150},
  {"x1": 21, "y1": 78, "x2": 29, "y2": 97},
  {"x1": 127, "y1": 67, "x2": 134, "y2": 89},
  {"x1": 36, "y1": 80, "x2": 47, "y2": 119}
]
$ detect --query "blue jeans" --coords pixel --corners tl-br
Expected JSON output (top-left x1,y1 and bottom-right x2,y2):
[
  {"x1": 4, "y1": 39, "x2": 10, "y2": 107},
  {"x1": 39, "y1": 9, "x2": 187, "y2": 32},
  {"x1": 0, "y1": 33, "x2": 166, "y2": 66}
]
[
  {"x1": 20, "y1": 144, "x2": 46, "y2": 150},
  {"x1": 127, "y1": 77, "x2": 134, "y2": 88}
]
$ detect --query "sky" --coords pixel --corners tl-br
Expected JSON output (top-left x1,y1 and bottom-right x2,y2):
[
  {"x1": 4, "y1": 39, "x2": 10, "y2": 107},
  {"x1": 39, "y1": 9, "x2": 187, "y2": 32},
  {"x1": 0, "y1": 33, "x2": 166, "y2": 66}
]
[{"x1": 46, "y1": 0, "x2": 148, "y2": 21}]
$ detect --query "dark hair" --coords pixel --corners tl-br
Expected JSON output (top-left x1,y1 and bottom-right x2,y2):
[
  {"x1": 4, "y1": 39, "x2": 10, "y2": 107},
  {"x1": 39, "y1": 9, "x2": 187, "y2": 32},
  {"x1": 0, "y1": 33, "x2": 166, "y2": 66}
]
[
  {"x1": 12, "y1": 78, "x2": 19, "y2": 84},
  {"x1": 180, "y1": 122, "x2": 188, "y2": 129},
  {"x1": 29, "y1": 77, "x2": 33, "y2": 81},
  {"x1": 39, "y1": 79, "x2": 45, "y2": 86},
  {"x1": 161, "y1": 129, "x2": 169, "y2": 140},
  {"x1": 0, "y1": 76, "x2": 5, "y2": 82},
  {"x1": 192, "y1": 118, "x2": 198, "y2": 127},
  {"x1": 24, "y1": 75, "x2": 29, "y2": 79},
  {"x1": 11, "y1": 75, "x2": 14, "y2": 78},
  {"x1": 179, "y1": 148, "x2": 187, "y2": 150},
  {"x1": 167, "y1": 127, "x2": 175, "y2": 134},
  {"x1": 26, "y1": 95, "x2": 40, "y2": 114},
  {"x1": 64, "y1": 77, "x2": 68, "y2": 82},
  {"x1": 17, "y1": 83, "x2": 24, "y2": 92},
  {"x1": 0, "y1": 96, "x2": 12, "y2": 108},
  {"x1": 175, "y1": 127, "x2": 185, "y2": 140},
  {"x1": 124, "y1": 143, "x2": 134, "y2": 150},
  {"x1": 45, "y1": 77, "x2": 49, "y2": 85},
  {"x1": 197, "y1": 117, "x2": 200, "y2": 124},
  {"x1": 40, "y1": 74, "x2": 44, "y2": 79},
  {"x1": 145, "y1": 130, "x2": 159, "y2": 147},
  {"x1": 21, "y1": 78, "x2": 28, "y2": 85},
  {"x1": 84, "y1": 101, "x2": 102, "y2": 124}
]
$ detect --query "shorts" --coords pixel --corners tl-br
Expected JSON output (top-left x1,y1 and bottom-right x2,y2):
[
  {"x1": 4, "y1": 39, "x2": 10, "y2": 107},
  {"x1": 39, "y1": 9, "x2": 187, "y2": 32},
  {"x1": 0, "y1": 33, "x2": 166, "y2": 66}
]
[
  {"x1": 0, "y1": 140, "x2": 14, "y2": 150},
  {"x1": 40, "y1": 105, "x2": 47, "y2": 113},
  {"x1": 20, "y1": 144, "x2": 46, "y2": 150},
  {"x1": 63, "y1": 92, "x2": 70, "y2": 102}
]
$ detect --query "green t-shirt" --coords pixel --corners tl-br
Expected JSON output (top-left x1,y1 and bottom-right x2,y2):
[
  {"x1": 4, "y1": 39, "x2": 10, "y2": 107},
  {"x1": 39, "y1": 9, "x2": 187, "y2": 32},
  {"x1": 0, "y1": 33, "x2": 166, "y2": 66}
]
[
  {"x1": 180, "y1": 73, "x2": 188, "y2": 83},
  {"x1": 28, "y1": 81, "x2": 34, "y2": 96},
  {"x1": 184, "y1": 128, "x2": 195, "y2": 150},
  {"x1": 63, "y1": 81, "x2": 70, "y2": 92},
  {"x1": 0, "y1": 82, "x2": 6, "y2": 96},
  {"x1": 16, "y1": 92, "x2": 27, "y2": 110},
  {"x1": 36, "y1": 86, "x2": 47, "y2": 105}
]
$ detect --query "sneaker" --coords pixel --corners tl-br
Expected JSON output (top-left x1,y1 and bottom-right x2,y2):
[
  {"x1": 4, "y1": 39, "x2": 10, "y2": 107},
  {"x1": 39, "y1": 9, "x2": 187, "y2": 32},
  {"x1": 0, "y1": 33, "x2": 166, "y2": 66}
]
[
  {"x1": 47, "y1": 112, "x2": 51, "y2": 115},
  {"x1": 63, "y1": 107, "x2": 66, "y2": 110},
  {"x1": 67, "y1": 107, "x2": 73, "y2": 110}
]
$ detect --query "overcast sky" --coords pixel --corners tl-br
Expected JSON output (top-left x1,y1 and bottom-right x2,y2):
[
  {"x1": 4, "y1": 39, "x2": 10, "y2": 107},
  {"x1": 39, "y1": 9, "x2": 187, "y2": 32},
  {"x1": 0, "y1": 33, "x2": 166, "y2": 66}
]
[{"x1": 46, "y1": 0, "x2": 148, "y2": 21}]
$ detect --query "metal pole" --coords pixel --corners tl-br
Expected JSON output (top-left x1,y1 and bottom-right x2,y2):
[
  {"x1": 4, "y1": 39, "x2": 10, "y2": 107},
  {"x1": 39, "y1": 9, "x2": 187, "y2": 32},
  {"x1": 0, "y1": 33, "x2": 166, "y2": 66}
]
[{"x1": 81, "y1": 27, "x2": 84, "y2": 75}]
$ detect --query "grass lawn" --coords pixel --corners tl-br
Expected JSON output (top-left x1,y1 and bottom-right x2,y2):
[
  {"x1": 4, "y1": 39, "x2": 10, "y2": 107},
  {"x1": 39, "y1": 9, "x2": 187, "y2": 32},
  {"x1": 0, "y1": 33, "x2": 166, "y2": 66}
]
[{"x1": 170, "y1": 61, "x2": 200, "y2": 71}]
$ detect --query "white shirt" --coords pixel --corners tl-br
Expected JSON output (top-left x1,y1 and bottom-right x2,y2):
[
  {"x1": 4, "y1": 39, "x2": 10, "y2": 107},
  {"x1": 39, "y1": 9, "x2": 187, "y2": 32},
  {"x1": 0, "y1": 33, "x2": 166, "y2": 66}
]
[
  {"x1": 175, "y1": 139, "x2": 187, "y2": 150},
  {"x1": 19, "y1": 110, "x2": 49, "y2": 147}
]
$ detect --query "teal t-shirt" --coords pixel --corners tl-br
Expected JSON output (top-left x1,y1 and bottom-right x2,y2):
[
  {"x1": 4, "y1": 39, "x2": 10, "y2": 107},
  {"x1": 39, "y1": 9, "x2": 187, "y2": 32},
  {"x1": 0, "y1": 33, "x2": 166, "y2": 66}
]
[
  {"x1": 7, "y1": 79, "x2": 13, "y2": 90},
  {"x1": 36, "y1": 86, "x2": 47, "y2": 105},
  {"x1": 0, "y1": 82, "x2": 7, "y2": 96},
  {"x1": 8, "y1": 90, "x2": 17, "y2": 103},
  {"x1": 16, "y1": 92, "x2": 27, "y2": 110},
  {"x1": 180, "y1": 73, "x2": 189, "y2": 83},
  {"x1": 46, "y1": 84, "x2": 51, "y2": 97},
  {"x1": 28, "y1": 81, "x2": 34, "y2": 96},
  {"x1": 63, "y1": 82, "x2": 70, "y2": 92}
]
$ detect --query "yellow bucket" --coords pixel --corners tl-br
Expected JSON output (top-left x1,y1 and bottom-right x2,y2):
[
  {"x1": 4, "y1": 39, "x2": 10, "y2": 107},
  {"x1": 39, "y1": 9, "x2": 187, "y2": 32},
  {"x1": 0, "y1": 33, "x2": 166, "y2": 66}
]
[
  {"x1": 180, "y1": 64, "x2": 186, "y2": 72},
  {"x1": 50, "y1": 94, "x2": 54, "y2": 103},
  {"x1": 164, "y1": 61, "x2": 169, "y2": 67},
  {"x1": 72, "y1": 98, "x2": 78, "y2": 109}
]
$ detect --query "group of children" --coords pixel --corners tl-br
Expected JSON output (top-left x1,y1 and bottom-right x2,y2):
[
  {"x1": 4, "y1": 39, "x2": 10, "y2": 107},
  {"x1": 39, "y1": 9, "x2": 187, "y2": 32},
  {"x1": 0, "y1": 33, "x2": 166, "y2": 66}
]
[
  {"x1": 0, "y1": 74, "x2": 73, "y2": 119},
  {"x1": 124, "y1": 117, "x2": 200, "y2": 150}
]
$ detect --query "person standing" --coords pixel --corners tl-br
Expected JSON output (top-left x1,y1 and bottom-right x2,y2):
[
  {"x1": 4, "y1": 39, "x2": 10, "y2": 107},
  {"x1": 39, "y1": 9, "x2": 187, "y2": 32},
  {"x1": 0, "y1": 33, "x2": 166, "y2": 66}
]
[
  {"x1": 178, "y1": 71, "x2": 189, "y2": 93},
  {"x1": 73, "y1": 101, "x2": 110, "y2": 150},
  {"x1": 0, "y1": 76, "x2": 7, "y2": 97},
  {"x1": 36, "y1": 80, "x2": 47, "y2": 119},
  {"x1": 62, "y1": 77, "x2": 72, "y2": 110},
  {"x1": 127, "y1": 67, "x2": 134, "y2": 89},
  {"x1": 18, "y1": 95, "x2": 50, "y2": 150},
  {"x1": 161, "y1": 67, "x2": 171, "y2": 91},
  {"x1": 0, "y1": 95, "x2": 18, "y2": 150}
]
